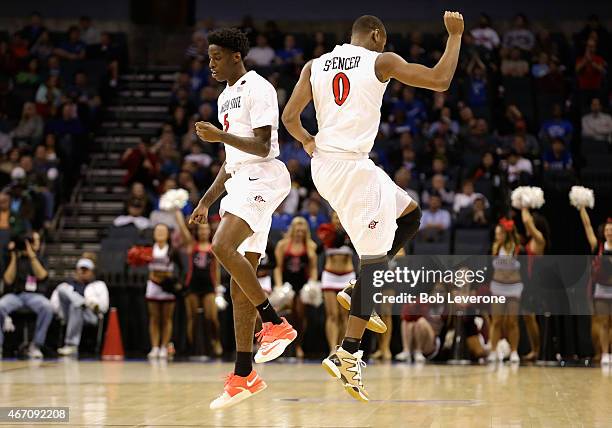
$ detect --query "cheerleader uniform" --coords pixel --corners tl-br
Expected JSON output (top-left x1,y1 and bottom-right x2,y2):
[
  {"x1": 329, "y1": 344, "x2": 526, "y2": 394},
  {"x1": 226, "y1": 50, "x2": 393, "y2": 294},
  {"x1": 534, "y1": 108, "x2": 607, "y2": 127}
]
[
  {"x1": 593, "y1": 242, "x2": 612, "y2": 300},
  {"x1": 490, "y1": 245, "x2": 524, "y2": 299},
  {"x1": 145, "y1": 244, "x2": 178, "y2": 301},
  {"x1": 282, "y1": 241, "x2": 310, "y2": 293},
  {"x1": 185, "y1": 243, "x2": 216, "y2": 295}
]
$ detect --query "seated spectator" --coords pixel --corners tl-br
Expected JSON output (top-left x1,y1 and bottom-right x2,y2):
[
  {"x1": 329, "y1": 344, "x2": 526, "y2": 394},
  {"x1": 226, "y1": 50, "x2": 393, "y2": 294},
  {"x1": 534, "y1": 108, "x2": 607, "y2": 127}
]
[
  {"x1": 582, "y1": 98, "x2": 612, "y2": 141},
  {"x1": 185, "y1": 31, "x2": 208, "y2": 62},
  {"x1": 263, "y1": 20, "x2": 284, "y2": 50},
  {"x1": 52, "y1": 254, "x2": 109, "y2": 356},
  {"x1": 45, "y1": 55, "x2": 62, "y2": 79},
  {"x1": 10, "y1": 102, "x2": 44, "y2": 146},
  {"x1": 504, "y1": 149, "x2": 533, "y2": 185},
  {"x1": 276, "y1": 34, "x2": 304, "y2": 65},
  {"x1": 543, "y1": 138, "x2": 573, "y2": 171},
  {"x1": 394, "y1": 167, "x2": 420, "y2": 204},
  {"x1": 15, "y1": 57, "x2": 42, "y2": 89},
  {"x1": 456, "y1": 195, "x2": 490, "y2": 228},
  {"x1": 246, "y1": 34, "x2": 275, "y2": 67},
  {"x1": 501, "y1": 48, "x2": 529, "y2": 77},
  {"x1": 29, "y1": 30, "x2": 54, "y2": 62},
  {"x1": 0, "y1": 191, "x2": 30, "y2": 236},
  {"x1": 539, "y1": 104, "x2": 573, "y2": 145},
  {"x1": 393, "y1": 87, "x2": 427, "y2": 129},
  {"x1": 169, "y1": 106, "x2": 189, "y2": 137},
  {"x1": 470, "y1": 13, "x2": 500, "y2": 51},
  {"x1": 120, "y1": 137, "x2": 160, "y2": 191},
  {"x1": 422, "y1": 174, "x2": 454, "y2": 209},
  {"x1": 189, "y1": 59, "x2": 208, "y2": 95},
  {"x1": 79, "y1": 16, "x2": 101, "y2": 46},
  {"x1": 271, "y1": 205, "x2": 293, "y2": 233},
  {"x1": 502, "y1": 14, "x2": 535, "y2": 52},
  {"x1": 35, "y1": 75, "x2": 62, "y2": 116},
  {"x1": 575, "y1": 38, "x2": 607, "y2": 95},
  {"x1": 114, "y1": 196, "x2": 151, "y2": 230},
  {"x1": 453, "y1": 180, "x2": 489, "y2": 214},
  {"x1": 300, "y1": 197, "x2": 329, "y2": 232},
  {"x1": 67, "y1": 71, "x2": 101, "y2": 113},
  {"x1": 427, "y1": 107, "x2": 459, "y2": 139},
  {"x1": 9, "y1": 32, "x2": 30, "y2": 62},
  {"x1": 53, "y1": 26, "x2": 86, "y2": 61},
  {"x1": 419, "y1": 193, "x2": 451, "y2": 241},
  {"x1": 20, "y1": 12, "x2": 46, "y2": 46},
  {"x1": 0, "y1": 232, "x2": 51, "y2": 359}
]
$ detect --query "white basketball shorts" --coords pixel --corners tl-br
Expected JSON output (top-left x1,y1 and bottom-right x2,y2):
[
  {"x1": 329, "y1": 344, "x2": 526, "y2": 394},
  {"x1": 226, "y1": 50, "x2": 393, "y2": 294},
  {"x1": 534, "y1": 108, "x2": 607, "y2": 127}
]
[
  {"x1": 220, "y1": 159, "x2": 291, "y2": 256},
  {"x1": 311, "y1": 151, "x2": 413, "y2": 256}
]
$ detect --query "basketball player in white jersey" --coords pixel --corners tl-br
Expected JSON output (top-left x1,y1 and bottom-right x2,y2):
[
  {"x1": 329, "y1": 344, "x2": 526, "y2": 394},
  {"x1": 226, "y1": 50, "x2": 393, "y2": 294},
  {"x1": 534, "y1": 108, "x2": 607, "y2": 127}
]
[
  {"x1": 189, "y1": 28, "x2": 297, "y2": 410},
  {"x1": 282, "y1": 12, "x2": 464, "y2": 401}
]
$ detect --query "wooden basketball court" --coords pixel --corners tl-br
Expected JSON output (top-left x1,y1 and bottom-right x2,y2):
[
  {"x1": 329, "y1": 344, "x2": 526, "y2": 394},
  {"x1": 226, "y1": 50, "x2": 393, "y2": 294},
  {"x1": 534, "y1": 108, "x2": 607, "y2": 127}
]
[{"x1": 2, "y1": 359, "x2": 611, "y2": 427}]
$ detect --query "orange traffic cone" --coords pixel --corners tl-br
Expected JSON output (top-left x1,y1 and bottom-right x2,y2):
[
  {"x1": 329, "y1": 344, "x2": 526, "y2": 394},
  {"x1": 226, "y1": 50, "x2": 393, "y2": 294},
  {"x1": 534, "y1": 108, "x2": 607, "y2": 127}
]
[{"x1": 101, "y1": 307, "x2": 125, "y2": 360}]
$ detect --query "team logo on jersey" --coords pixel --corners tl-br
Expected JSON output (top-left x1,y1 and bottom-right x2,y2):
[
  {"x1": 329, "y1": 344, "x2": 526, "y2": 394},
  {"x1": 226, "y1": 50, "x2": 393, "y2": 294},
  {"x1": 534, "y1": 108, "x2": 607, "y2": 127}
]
[
  {"x1": 368, "y1": 220, "x2": 379, "y2": 229},
  {"x1": 254, "y1": 195, "x2": 266, "y2": 203}
]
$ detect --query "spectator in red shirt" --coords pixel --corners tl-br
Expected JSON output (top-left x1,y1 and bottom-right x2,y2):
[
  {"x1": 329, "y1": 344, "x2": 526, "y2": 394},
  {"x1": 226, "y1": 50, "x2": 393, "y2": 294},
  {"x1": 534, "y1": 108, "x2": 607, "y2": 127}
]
[{"x1": 576, "y1": 38, "x2": 607, "y2": 111}]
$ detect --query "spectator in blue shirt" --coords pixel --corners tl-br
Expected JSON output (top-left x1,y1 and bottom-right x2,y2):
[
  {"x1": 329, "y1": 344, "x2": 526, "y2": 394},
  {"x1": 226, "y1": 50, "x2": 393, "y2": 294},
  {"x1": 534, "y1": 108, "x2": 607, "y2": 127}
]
[
  {"x1": 539, "y1": 104, "x2": 573, "y2": 145},
  {"x1": 393, "y1": 87, "x2": 427, "y2": 129},
  {"x1": 189, "y1": 59, "x2": 209, "y2": 95},
  {"x1": 300, "y1": 197, "x2": 329, "y2": 233},
  {"x1": 543, "y1": 138, "x2": 573, "y2": 171},
  {"x1": 53, "y1": 26, "x2": 86, "y2": 61},
  {"x1": 276, "y1": 34, "x2": 304, "y2": 65}
]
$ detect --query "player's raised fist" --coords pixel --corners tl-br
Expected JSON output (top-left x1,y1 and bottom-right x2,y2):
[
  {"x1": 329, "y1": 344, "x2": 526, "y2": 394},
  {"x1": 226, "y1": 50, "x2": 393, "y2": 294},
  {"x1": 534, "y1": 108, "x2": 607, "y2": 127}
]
[
  {"x1": 444, "y1": 11, "x2": 464, "y2": 36},
  {"x1": 195, "y1": 121, "x2": 223, "y2": 143}
]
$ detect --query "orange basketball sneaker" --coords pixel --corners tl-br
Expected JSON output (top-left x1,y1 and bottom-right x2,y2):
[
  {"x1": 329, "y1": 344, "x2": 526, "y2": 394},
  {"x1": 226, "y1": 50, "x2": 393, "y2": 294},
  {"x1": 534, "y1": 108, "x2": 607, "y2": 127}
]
[
  {"x1": 253, "y1": 317, "x2": 298, "y2": 363},
  {"x1": 209, "y1": 370, "x2": 267, "y2": 410}
]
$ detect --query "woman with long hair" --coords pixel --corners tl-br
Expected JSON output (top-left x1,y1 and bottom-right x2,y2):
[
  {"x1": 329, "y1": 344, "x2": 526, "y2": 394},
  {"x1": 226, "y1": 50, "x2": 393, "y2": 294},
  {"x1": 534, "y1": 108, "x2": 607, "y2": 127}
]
[
  {"x1": 145, "y1": 210, "x2": 186, "y2": 359},
  {"x1": 274, "y1": 216, "x2": 317, "y2": 358},
  {"x1": 488, "y1": 218, "x2": 523, "y2": 363},
  {"x1": 580, "y1": 210, "x2": 612, "y2": 365},
  {"x1": 521, "y1": 207, "x2": 550, "y2": 361},
  {"x1": 184, "y1": 222, "x2": 222, "y2": 356},
  {"x1": 317, "y1": 212, "x2": 355, "y2": 351}
]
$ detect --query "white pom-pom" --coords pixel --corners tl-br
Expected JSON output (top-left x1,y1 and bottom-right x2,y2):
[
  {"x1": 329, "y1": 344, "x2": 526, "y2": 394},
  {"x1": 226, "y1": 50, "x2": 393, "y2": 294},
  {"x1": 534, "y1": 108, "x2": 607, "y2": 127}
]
[
  {"x1": 299, "y1": 281, "x2": 323, "y2": 307},
  {"x1": 496, "y1": 338, "x2": 511, "y2": 359},
  {"x1": 511, "y1": 186, "x2": 545, "y2": 209},
  {"x1": 159, "y1": 188, "x2": 189, "y2": 211},
  {"x1": 269, "y1": 282, "x2": 295, "y2": 311},
  {"x1": 569, "y1": 186, "x2": 594, "y2": 209},
  {"x1": 47, "y1": 167, "x2": 58, "y2": 181},
  {"x1": 215, "y1": 285, "x2": 228, "y2": 310}
]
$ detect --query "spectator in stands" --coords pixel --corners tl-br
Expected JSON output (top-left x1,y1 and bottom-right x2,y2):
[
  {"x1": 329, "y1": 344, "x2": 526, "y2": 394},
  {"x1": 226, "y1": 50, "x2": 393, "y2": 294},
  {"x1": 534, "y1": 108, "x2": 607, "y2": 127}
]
[
  {"x1": 419, "y1": 193, "x2": 451, "y2": 240},
  {"x1": 52, "y1": 254, "x2": 109, "y2": 356},
  {"x1": 185, "y1": 31, "x2": 208, "y2": 62},
  {"x1": 464, "y1": 58, "x2": 489, "y2": 120},
  {"x1": 575, "y1": 37, "x2": 607, "y2": 110},
  {"x1": 456, "y1": 195, "x2": 490, "y2": 228},
  {"x1": 79, "y1": 16, "x2": 101, "y2": 46},
  {"x1": 300, "y1": 197, "x2": 329, "y2": 232},
  {"x1": 582, "y1": 98, "x2": 612, "y2": 142},
  {"x1": 505, "y1": 149, "x2": 533, "y2": 185},
  {"x1": 0, "y1": 232, "x2": 51, "y2": 359},
  {"x1": 53, "y1": 26, "x2": 86, "y2": 61},
  {"x1": 114, "y1": 196, "x2": 151, "y2": 230},
  {"x1": 145, "y1": 217, "x2": 186, "y2": 359},
  {"x1": 274, "y1": 216, "x2": 318, "y2": 358},
  {"x1": 470, "y1": 13, "x2": 500, "y2": 51},
  {"x1": 539, "y1": 104, "x2": 573, "y2": 145},
  {"x1": 20, "y1": 12, "x2": 46, "y2": 47},
  {"x1": 120, "y1": 137, "x2": 160, "y2": 191},
  {"x1": 10, "y1": 102, "x2": 44, "y2": 146},
  {"x1": 543, "y1": 138, "x2": 573, "y2": 171},
  {"x1": 35, "y1": 75, "x2": 62, "y2": 116},
  {"x1": 502, "y1": 14, "x2": 535, "y2": 52},
  {"x1": 393, "y1": 87, "x2": 427, "y2": 129},
  {"x1": 501, "y1": 48, "x2": 529, "y2": 77},
  {"x1": 263, "y1": 20, "x2": 284, "y2": 50},
  {"x1": 422, "y1": 174, "x2": 454, "y2": 209},
  {"x1": 577, "y1": 14, "x2": 611, "y2": 60},
  {"x1": 9, "y1": 32, "x2": 29, "y2": 62},
  {"x1": 189, "y1": 59, "x2": 208, "y2": 95},
  {"x1": 0, "y1": 191, "x2": 30, "y2": 236},
  {"x1": 238, "y1": 15, "x2": 258, "y2": 45},
  {"x1": 45, "y1": 55, "x2": 62, "y2": 79},
  {"x1": 90, "y1": 32, "x2": 121, "y2": 90},
  {"x1": 453, "y1": 179, "x2": 488, "y2": 214},
  {"x1": 276, "y1": 34, "x2": 304, "y2": 66},
  {"x1": 246, "y1": 34, "x2": 275, "y2": 67},
  {"x1": 15, "y1": 57, "x2": 42, "y2": 89},
  {"x1": 394, "y1": 167, "x2": 420, "y2": 204},
  {"x1": 29, "y1": 30, "x2": 54, "y2": 62}
]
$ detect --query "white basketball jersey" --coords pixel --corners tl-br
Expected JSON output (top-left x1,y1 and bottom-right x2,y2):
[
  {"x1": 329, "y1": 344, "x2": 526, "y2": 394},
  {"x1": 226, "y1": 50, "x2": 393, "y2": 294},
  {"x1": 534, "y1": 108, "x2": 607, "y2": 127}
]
[
  {"x1": 216, "y1": 70, "x2": 280, "y2": 171},
  {"x1": 310, "y1": 44, "x2": 388, "y2": 154}
]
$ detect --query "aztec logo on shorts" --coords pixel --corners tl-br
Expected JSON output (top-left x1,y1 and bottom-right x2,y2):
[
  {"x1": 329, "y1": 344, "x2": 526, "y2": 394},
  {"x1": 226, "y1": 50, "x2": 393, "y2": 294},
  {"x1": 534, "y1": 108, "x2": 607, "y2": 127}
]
[
  {"x1": 368, "y1": 220, "x2": 379, "y2": 229},
  {"x1": 254, "y1": 195, "x2": 266, "y2": 203}
]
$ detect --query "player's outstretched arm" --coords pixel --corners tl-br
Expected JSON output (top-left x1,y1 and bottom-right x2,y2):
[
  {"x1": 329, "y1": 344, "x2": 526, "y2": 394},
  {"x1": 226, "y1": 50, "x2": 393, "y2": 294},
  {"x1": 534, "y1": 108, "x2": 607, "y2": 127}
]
[
  {"x1": 195, "y1": 121, "x2": 272, "y2": 157},
  {"x1": 376, "y1": 11, "x2": 464, "y2": 91},
  {"x1": 282, "y1": 60, "x2": 316, "y2": 156}
]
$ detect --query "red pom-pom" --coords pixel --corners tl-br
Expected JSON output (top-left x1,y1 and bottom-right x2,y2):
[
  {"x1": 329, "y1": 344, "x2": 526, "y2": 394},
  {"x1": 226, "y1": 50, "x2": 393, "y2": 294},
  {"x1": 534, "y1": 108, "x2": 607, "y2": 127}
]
[
  {"x1": 316, "y1": 223, "x2": 337, "y2": 248},
  {"x1": 127, "y1": 246, "x2": 153, "y2": 266}
]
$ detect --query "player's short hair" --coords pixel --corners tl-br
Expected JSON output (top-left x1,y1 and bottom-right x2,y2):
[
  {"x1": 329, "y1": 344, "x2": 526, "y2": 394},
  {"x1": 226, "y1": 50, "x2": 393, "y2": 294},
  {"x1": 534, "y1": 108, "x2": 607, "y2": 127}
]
[
  {"x1": 351, "y1": 15, "x2": 386, "y2": 37},
  {"x1": 207, "y1": 28, "x2": 250, "y2": 60}
]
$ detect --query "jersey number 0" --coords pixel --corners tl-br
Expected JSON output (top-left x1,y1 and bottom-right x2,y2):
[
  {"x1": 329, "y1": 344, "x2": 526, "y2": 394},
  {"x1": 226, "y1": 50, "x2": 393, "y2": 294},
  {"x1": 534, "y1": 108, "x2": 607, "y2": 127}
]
[{"x1": 332, "y1": 72, "x2": 350, "y2": 106}]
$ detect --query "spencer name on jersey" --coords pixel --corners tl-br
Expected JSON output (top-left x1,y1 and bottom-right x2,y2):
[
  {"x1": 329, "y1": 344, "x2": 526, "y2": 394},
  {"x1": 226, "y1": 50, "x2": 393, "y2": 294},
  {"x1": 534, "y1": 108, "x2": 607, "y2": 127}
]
[
  {"x1": 322, "y1": 56, "x2": 361, "y2": 72},
  {"x1": 219, "y1": 96, "x2": 242, "y2": 114}
]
